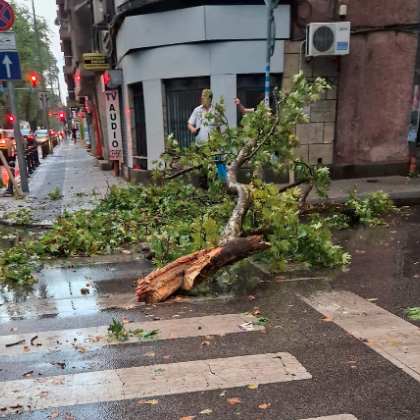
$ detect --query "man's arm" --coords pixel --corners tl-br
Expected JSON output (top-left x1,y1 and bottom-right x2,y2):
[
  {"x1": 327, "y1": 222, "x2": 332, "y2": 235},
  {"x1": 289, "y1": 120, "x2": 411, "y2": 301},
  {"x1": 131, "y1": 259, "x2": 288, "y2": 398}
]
[
  {"x1": 188, "y1": 108, "x2": 198, "y2": 134},
  {"x1": 234, "y1": 97, "x2": 255, "y2": 115}
]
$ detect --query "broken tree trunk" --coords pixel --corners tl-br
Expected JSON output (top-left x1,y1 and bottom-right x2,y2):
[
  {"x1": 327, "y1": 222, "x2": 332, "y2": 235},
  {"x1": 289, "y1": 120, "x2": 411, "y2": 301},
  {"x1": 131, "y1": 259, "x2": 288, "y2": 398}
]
[
  {"x1": 136, "y1": 116, "x2": 279, "y2": 303},
  {"x1": 136, "y1": 236, "x2": 272, "y2": 303}
]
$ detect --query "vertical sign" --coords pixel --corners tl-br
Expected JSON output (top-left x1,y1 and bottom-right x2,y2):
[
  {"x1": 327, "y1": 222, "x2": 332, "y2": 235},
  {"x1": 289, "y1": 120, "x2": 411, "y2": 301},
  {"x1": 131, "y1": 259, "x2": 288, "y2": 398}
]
[{"x1": 105, "y1": 91, "x2": 123, "y2": 161}]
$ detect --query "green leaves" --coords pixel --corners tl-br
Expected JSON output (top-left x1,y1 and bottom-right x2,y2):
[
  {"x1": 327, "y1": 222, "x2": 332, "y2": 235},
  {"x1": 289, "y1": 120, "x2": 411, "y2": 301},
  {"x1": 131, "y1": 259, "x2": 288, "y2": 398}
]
[{"x1": 107, "y1": 319, "x2": 129, "y2": 342}]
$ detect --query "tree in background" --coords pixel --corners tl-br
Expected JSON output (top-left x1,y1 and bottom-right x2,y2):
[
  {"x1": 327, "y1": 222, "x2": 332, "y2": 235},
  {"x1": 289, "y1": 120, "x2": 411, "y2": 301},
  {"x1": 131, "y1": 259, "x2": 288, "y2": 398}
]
[{"x1": 0, "y1": 1, "x2": 60, "y2": 131}]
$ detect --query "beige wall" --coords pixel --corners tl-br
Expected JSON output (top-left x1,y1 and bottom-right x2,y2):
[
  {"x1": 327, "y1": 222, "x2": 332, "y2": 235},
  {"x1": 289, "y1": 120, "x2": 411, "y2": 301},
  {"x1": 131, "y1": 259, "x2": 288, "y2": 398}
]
[{"x1": 283, "y1": 41, "x2": 338, "y2": 166}]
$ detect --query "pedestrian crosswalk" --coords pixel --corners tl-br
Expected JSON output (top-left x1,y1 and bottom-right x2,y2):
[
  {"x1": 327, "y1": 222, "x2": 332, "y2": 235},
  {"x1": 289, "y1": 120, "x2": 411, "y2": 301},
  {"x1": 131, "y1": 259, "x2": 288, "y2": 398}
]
[{"x1": 3, "y1": 287, "x2": 417, "y2": 418}]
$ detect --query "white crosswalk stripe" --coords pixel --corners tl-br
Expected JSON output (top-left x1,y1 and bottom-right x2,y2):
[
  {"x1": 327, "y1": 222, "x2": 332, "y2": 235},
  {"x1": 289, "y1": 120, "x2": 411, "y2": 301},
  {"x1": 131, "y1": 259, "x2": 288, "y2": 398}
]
[
  {"x1": 302, "y1": 290, "x2": 420, "y2": 383},
  {"x1": 0, "y1": 353, "x2": 311, "y2": 412},
  {"x1": 0, "y1": 313, "x2": 264, "y2": 356}
]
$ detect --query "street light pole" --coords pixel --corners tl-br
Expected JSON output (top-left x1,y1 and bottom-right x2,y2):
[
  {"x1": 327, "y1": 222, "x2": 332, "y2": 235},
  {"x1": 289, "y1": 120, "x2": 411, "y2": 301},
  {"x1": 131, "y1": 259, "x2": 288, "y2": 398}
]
[
  {"x1": 31, "y1": 0, "x2": 52, "y2": 150},
  {"x1": 264, "y1": 0, "x2": 279, "y2": 106}
]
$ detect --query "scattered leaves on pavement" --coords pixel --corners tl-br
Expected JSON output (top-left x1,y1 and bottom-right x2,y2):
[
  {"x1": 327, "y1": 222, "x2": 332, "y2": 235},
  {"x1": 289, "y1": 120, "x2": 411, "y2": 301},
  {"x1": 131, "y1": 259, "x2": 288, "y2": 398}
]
[
  {"x1": 368, "y1": 339, "x2": 377, "y2": 344},
  {"x1": 12, "y1": 390, "x2": 19, "y2": 393},
  {"x1": 10, "y1": 327, "x2": 16, "y2": 332},
  {"x1": 367, "y1": 298, "x2": 378, "y2": 302},
  {"x1": 138, "y1": 399, "x2": 158, "y2": 405},
  {"x1": 219, "y1": 391, "x2": 226, "y2": 397},
  {"x1": 227, "y1": 398, "x2": 241, "y2": 405},
  {"x1": 122, "y1": 316, "x2": 131, "y2": 324},
  {"x1": 22, "y1": 371, "x2": 33, "y2": 377},
  {"x1": 180, "y1": 416, "x2": 196, "y2": 420},
  {"x1": 200, "y1": 409, "x2": 212, "y2": 414},
  {"x1": 52, "y1": 378, "x2": 64, "y2": 385},
  {"x1": 347, "y1": 361, "x2": 357, "y2": 364},
  {"x1": 248, "y1": 385, "x2": 258, "y2": 389},
  {"x1": 258, "y1": 403, "x2": 271, "y2": 409},
  {"x1": 48, "y1": 413, "x2": 59, "y2": 419},
  {"x1": 169, "y1": 334, "x2": 178, "y2": 339},
  {"x1": 163, "y1": 355, "x2": 171, "y2": 359},
  {"x1": 39, "y1": 392, "x2": 48, "y2": 399},
  {"x1": 23, "y1": 346, "x2": 30, "y2": 352},
  {"x1": 145, "y1": 352, "x2": 155, "y2": 357},
  {"x1": 322, "y1": 317, "x2": 334, "y2": 322},
  {"x1": 201, "y1": 341, "x2": 211, "y2": 346},
  {"x1": 74, "y1": 345, "x2": 88, "y2": 353},
  {"x1": 51, "y1": 362, "x2": 65, "y2": 369},
  {"x1": 80, "y1": 288, "x2": 89, "y2": 295},
  {"x1": 85, "y1": 282, "x2": 91, "y2": 287},
  {"x1": 248, "y1": 295, "x2": 255, "y2": 300}
]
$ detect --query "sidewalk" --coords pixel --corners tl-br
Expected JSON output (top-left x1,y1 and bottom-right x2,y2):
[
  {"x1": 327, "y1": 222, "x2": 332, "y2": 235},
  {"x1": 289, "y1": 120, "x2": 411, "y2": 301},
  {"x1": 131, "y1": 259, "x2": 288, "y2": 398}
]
[
  {"x1": 0, "y1": 141, "x2": 126, "y2": 225},
  {"x1": 307, "y1": 175, "x2": 420, "y2": 205}
]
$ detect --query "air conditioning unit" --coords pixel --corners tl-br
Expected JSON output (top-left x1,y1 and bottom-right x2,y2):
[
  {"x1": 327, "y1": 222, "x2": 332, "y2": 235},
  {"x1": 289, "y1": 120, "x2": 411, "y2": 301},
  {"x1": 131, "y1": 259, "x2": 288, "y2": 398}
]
[{"x1": 306, "y1": 22, "x2": 351, "y2": 57}]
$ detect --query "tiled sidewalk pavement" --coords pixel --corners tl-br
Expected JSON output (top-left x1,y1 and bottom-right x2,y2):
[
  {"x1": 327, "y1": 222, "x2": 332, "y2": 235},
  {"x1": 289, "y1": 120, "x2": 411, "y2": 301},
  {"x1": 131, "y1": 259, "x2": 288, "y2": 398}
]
[{"x1": 0, "y1": 141, "x2": 126, "y2": 225}]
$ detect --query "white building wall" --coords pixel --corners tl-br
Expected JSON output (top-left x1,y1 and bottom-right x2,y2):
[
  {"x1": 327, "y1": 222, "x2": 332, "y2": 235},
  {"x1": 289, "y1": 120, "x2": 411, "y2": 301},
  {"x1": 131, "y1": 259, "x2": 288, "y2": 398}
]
[
  {"x1": 143, "y1": 80, "x2": 165, "y2": 167},
  {"x1": 116, "y1": 5, "x2": 290, "y2": 170}
]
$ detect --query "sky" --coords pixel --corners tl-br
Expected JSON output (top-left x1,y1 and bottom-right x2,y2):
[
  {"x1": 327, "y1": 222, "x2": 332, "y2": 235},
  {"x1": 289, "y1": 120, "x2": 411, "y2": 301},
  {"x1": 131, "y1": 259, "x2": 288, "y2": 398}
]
[{"x1": 15, "y1": 0, "x2": 66, "y2": 103}]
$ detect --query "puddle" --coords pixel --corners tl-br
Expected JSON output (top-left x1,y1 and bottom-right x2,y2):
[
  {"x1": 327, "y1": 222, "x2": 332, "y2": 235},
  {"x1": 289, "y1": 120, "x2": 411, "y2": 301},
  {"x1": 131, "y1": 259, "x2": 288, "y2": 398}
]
[{"x1": 0, "y1": 260, "x2": 152, "y2": 322}]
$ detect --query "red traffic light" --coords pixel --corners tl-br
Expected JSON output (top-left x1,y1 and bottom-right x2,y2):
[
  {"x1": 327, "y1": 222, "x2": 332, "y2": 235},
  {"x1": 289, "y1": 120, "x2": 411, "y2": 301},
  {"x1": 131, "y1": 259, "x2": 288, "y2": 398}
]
[
  {"x1": 8, "y1": 115, "x2": 14, "y2": 123},
  {"x1": 59, "y1": 111, "x2": 65, "y2": 120},
  {"x1": 30, "y1": 74, "x2": 38, "y2": 88}
]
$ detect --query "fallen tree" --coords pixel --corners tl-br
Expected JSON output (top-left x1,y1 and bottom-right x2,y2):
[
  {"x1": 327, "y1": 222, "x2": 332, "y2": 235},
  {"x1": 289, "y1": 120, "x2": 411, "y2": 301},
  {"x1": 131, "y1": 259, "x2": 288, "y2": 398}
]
[
  {"x1": 0, "y1": 73, "x2": 392, "y2": 292},
  {"x1": 136, "y1": 73, "x2": 350, "y2": 302}
]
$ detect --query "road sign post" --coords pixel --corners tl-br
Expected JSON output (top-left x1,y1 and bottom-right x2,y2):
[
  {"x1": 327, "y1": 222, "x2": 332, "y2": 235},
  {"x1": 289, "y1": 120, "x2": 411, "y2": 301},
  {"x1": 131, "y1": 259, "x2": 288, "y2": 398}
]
[{"x1": 7, "y1": 81, "x2": 28, "y2": 192}]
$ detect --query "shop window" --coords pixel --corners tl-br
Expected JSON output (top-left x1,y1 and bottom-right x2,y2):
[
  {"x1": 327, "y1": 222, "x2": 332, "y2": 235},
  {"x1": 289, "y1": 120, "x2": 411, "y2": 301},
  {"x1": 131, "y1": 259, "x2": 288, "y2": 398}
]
[
  {"x1": 236, "y1": 73, "x2": 282, "y2": 123},
  {"x1": 165, "y1": 77, "x2": 210, "y2": 151}
]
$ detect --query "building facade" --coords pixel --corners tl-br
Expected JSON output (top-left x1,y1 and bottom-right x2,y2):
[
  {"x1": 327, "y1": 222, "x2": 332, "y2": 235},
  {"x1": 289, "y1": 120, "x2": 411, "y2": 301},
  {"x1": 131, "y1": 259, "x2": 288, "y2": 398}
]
[{"x1": 57, "y1": 0, "x2": 420, "y2": 180}]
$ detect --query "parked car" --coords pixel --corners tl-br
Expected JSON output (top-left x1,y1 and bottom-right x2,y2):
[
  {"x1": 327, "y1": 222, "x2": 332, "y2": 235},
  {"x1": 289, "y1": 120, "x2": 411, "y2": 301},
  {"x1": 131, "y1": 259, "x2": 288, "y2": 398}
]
[
  {"x1": 0, "y1": 129, "x2": 15, "y2": 160},
  {"x1": 20, "y1": 129, "x2": 34, "y2": 148},
  {"x1": 34, "y1": 129, "x2": 50, "y2": 144}
]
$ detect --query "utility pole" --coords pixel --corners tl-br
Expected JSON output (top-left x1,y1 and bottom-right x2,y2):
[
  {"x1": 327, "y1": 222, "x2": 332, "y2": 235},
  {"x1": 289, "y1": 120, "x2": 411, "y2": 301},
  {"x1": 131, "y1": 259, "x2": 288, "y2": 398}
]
[
  {"x1": 7, "y1": 81, "x2": 29, "y2": 192},
  {"x1": 31, "y1": 0, "x2": 52, "y2": 150},
  {"x1": 264, "y1": 0, "x2": 279, "y2": 106}
]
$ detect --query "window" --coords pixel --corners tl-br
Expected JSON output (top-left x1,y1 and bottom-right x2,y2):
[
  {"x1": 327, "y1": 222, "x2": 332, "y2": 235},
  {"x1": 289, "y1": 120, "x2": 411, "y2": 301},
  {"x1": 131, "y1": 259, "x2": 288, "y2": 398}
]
[
  {"x1": 165, "y1": 77, "x2": 210, "y2": 151},
  {"x1": 132, "y1": 83, "x2": 148, "y2": 168},
  {"x1": 236, "y1": 74, "x2": 282, "y2": 123}
]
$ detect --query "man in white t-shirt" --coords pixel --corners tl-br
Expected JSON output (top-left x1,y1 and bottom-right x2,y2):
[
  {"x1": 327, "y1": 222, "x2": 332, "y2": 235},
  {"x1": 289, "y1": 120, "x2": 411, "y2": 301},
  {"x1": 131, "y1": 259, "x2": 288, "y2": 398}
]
[
  {"x1": 187, "y1": 89, "x2": 226, "y2": 187},
  {"x1": 187, "y1": 89, "x2": 219, "y2": 142}
]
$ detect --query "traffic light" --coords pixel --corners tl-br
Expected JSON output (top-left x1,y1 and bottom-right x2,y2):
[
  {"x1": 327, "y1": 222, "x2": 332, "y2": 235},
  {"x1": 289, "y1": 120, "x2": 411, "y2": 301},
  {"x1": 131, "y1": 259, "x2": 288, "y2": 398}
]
[
  {"x1": 59, "y1": 111, "x2": 65, "y2": 121},
  {"x1": 8, "y1": 115, "x2": 14, "y2": 123},
  {"x1": 30, "y1": 74, "x2": 38, "y2": 88}
]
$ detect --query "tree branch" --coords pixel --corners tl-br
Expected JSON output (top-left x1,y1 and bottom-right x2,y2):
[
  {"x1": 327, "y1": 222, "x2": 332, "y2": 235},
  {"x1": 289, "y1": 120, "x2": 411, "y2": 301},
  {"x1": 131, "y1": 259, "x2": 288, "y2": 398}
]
[
  {"x1": 165, "y1": 166, "x2": 196, "y2": 180},
  {"x1": 244, "y1": 115, "x2": 280, "y2": 162},
  {"x1": 278, "y1": 178, "x2": 309, "y2": 193}
]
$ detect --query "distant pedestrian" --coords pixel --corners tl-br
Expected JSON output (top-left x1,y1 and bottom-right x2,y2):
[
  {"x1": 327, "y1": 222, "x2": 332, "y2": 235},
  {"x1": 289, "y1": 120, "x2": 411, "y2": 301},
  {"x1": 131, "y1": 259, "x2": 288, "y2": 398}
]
[
  {"x1": 71, "y1": 126, "x2": 77, "y2": 146},
  {"x1": 187, "y1": 89, "x2": 225, "y2": 187}
]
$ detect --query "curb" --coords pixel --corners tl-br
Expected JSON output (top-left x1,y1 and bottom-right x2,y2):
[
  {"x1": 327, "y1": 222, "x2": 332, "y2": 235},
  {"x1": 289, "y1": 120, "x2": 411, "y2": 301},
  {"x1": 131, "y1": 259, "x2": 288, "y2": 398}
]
[{"x1": 0, "y1": 218, "x2": 53, "y2": 229}]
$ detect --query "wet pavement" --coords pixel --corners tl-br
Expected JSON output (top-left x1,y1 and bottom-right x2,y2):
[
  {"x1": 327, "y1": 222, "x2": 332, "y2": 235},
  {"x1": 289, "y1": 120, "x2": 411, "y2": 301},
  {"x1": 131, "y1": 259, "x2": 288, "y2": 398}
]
[
  {"x1": 1, "y1": 208, "x2": 420, "y2": 418},
  {"x1": 0, "y1": 140, "x2": 126, "y2": 225}
]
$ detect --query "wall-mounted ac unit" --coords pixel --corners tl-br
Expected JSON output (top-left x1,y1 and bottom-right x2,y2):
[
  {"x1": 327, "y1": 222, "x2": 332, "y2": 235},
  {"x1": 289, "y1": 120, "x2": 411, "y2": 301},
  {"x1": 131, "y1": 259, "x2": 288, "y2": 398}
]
[{"x1": 306, "y1": 22, "x2": 351, "y2": 57}]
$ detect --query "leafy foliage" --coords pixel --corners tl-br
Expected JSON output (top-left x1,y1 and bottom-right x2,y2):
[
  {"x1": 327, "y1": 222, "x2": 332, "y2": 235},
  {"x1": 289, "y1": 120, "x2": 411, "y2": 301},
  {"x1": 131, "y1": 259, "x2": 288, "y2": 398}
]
[
  {"x1": 1, "y1": 208, "x2": 33, "y2": 225},
  {"x1": 333, "y1": 189, "x2": 394, "y2": 228},
  {"x1": 5, "y1": 1, "x2": 61, "y2": 130},
  {"x1": 107, "y1": 319, "x2": 129, "y2": 342},
  {"x1": 107, "y1": 318, "x2": 159, "y2": 342},
  {"x1": 47, "y1": 188, "x2": 63, "y2": 200},
  {"x1": 404, "y1": 307, "x2": 420, "y2": 321},
  {"x1": 0, "y1": 73, "x2": 392, "y2": 285}
]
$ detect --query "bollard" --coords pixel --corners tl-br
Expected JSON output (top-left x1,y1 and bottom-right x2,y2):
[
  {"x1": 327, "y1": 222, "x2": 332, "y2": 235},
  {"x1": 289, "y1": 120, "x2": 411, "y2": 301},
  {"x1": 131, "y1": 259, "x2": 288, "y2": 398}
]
[
  {"x1": 7, "y1": 160, "x2": 15, "y2": 195},
  {"x1": 34, "y1": 146, "x2": 40, "y2": 166}
]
